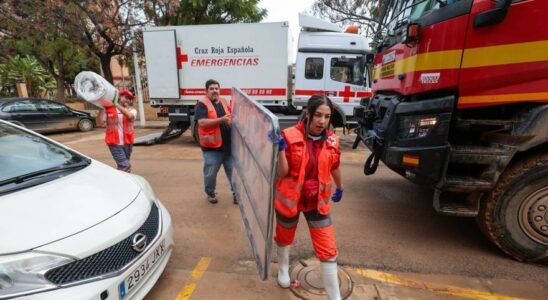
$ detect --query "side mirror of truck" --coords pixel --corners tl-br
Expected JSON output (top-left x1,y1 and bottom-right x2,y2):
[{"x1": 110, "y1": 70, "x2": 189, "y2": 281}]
[{"x1": 473, "y1": 0, "x2": 511, "y2": 28}]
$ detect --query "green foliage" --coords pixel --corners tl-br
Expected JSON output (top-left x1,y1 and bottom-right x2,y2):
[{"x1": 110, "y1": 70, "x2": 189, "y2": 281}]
[
  {"x1": 156, "y1": 0, "x2": 267, "y2": 25},
  {"x1": 0, "y1": 55, "x2": 56, "y2": 97}
]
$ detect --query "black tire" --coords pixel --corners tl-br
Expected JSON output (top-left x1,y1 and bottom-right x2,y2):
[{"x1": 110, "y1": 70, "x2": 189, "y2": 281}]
[
  {"x1": 78, "y1": 118, "x2": 94, "y2": 132},
  {"x1": 477, "y1": 153, "x2": 548, "y2": 263}
]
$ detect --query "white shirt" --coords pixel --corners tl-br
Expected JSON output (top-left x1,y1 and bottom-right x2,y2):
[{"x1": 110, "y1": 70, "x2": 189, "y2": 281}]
[{"x1": 102, "y1": 107, "x2": 137, "y2": 145}]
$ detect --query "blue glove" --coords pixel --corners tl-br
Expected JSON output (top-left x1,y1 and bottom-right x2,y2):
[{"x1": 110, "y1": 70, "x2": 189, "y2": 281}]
[
  {"x1": 270, "y1": 131, "x2": 287, "y2": 151},
  {"x1": 332, "y1": 188, "x2": 343, "y2": 202},
  {"x1": 277, "y1": 135, "x2": 287, "y2": 151}
]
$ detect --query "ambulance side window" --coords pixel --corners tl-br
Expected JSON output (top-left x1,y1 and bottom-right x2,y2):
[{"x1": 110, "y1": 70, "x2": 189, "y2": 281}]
[{"x1": 305, "y1": 58, "x2": 324, "y2": 80}]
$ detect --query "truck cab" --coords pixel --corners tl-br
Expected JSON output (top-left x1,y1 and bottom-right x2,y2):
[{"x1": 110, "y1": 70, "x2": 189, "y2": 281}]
[
  {"x1": 354, "y1": 0, "x2": 548, "y2": 263},
  {"x1": 294, "y1": 26, "x2": 372, "y2": 127}
]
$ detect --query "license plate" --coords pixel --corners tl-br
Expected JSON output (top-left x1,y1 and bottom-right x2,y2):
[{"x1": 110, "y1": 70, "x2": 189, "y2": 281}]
[{"x1": 118, "y1": 239, "x2": 166, "y2": 299}]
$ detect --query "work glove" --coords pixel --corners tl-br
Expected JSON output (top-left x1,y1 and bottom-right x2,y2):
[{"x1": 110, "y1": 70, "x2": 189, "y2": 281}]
[
  {"x1": 275, "y1": 135, "x2": 287, "y2": 152},
  {"x1": 270, "y1": 131, "x2": 287, "y2": 152},
  {"x1": 332, "y1": 188, "x2": 343, "y2": 202}
]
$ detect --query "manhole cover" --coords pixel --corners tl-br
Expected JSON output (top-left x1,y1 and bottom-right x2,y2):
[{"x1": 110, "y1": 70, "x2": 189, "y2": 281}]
[{"x1": 289, "y1": 260, "x2": 353, "y2": 299}]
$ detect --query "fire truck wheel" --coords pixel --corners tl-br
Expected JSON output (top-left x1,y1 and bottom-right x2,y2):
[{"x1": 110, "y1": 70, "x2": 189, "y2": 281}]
[{"x1": 477, "y1": 153, "x2": 548, "y2": 264}]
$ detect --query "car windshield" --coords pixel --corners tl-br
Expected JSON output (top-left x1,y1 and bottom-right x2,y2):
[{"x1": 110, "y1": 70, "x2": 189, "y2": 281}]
[{"x1": 0, "y1": 121, "x2": 90, "y2": 188}]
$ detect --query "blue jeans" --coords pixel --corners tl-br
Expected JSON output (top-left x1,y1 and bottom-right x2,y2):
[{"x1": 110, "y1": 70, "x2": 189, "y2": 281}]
[
  {"x1": 108, "y1": 145, "x2": 133, "y2": 172},
  {"x1": 203, "y1": 150, "x2": 233, "y2": 196}
]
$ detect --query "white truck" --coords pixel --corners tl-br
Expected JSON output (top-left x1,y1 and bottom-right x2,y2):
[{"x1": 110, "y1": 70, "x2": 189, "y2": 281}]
[{"x1": 141, "y1": 14, "x2": 372, "y2": 143}]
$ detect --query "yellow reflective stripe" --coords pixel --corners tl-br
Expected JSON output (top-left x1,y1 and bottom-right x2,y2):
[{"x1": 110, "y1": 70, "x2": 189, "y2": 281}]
[
  {"x1": 462, "y1": 40, "x2": 548, "y2": 68},
  {"x1": 373, "y1": 40, "x2": 548, "y2": 81},
  {"x1": 459, "y1": 92, "x2": 548, "y2": 105},
  {"x1": 276, "y1": 191, "x2": 297, "y2": 208}
]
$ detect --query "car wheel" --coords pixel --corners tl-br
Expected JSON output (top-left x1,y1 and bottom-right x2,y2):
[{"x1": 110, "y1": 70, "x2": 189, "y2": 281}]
[
  {"x1": 78, "y1": 119, "x2": 94, "y2": 132},
  {"x1": 477, "y1": 153, "x2": 548, "y2": 264}
]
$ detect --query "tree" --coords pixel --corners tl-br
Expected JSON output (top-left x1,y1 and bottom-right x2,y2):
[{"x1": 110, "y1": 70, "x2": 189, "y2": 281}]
[
  {"x1": 312, "y1": 0, "x2": 393, "y2": 47},
  {"x1": 0, "y1": 55, "x2": 56, "y2": 97},
  {"x1": 0, "y1": 0, "x2": 97, "y2": 101},
  {"x1": 145, "y1": 0, "x2": 267, "y2": 26}
]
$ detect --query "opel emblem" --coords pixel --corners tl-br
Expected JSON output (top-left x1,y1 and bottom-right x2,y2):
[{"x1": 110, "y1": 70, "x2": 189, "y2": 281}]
[{"x1": 131, "y1": 233, "x2": 148, "y2": 253}]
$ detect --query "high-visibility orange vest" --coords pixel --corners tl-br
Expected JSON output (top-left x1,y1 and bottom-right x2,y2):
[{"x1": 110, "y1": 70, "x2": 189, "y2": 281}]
[
  {"x1": 275, "y1": 125, "x2": 340, "y2": 217},
  {"x1": 104, "y1": 105, "x2": 134, "y2": 145},
  {"x1": 197, "y1": 97, "x2": 231, "y2": 149}
]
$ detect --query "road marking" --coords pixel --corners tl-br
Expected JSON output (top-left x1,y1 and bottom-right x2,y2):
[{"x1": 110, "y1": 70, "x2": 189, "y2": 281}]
[
  {"x1": 355, "y1": 269, "x2": 524, "y2": 300},
  {"x1": 191, "y1": 257, "x2": 212, "y2": 280},
  {"x1": 175, "y1": 257, "x2": 212, "y2": 300}
]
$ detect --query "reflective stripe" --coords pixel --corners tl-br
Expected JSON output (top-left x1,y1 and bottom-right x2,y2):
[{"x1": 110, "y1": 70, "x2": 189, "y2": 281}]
[
  {"x1": 276, "y1": 191, "x2": 297, "y2": 208},
  {"x1": 106, "y1": 126, "x2": 117, "y2": 129},
  {"x1": 307, "y1": 215, "x2": 332, "y2": 228},
  {"x1": 199, "y1": 134, "x2": 221, "y2": 142},
  {"x1": 276, "y1": 217, "x2": 298, "y2": 228},
  {"x1": 317, "y1": 197, "x2": 330, "y2": 209},
  {"x1": 320, "y1": 182, "x2": 333, "y2": 192},
  {"x1": 296, "y1": 183, "x2": 303, "y2": 192}
]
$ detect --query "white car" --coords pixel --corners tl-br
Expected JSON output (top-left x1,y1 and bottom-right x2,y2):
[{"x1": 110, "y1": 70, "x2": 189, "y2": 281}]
[{"x1": 0, "y1": 120, "x2": 173, "y2": 299}]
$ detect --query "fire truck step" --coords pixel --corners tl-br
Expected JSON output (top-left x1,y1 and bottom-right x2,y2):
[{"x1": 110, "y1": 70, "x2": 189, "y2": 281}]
[
  {"x1": 450, "y1": 145, "x2": 509, "y2": 164},
  {"x1": 443, "y1": 176, "x2": 492, "y2": 192},
  {"x1": 433, "y1": 188, "x2": 479, "y2": 217}
]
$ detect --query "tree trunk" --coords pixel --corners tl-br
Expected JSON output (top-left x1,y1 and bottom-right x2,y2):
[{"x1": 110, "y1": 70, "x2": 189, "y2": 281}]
[
  {"x1": 56, "y1": 75, "x2": 65, "y2": 103},
  {"x1": 100, "y1": 56, "x2": 114, "y2": 83},
  {"x1": 56, "y1": 56, "x2": 65, "y2": 102}
]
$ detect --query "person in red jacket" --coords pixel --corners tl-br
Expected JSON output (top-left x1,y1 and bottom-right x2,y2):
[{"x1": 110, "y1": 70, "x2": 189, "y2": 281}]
[
  {"x1": 100, "y1": 89, "x2": 137, "y2": 172},
  {"x1": 273, "y1": 94, "x2": 343, "y2": 300}
]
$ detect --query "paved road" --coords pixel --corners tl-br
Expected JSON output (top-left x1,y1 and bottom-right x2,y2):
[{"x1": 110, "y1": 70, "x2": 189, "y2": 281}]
[{"x1": 48, "y1": 128, "x2": 547, "y2": 299}]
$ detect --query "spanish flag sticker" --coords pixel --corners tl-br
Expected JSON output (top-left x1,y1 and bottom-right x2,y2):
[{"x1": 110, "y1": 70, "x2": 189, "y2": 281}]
[{"x1": 402, "y1": 154, "x2": 420, "y2": 167}]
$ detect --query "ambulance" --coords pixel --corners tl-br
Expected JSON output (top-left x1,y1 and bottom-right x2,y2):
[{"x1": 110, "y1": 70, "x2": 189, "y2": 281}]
[{"x1": 141, "y1": 14, "x2": 372, "y2": 141}]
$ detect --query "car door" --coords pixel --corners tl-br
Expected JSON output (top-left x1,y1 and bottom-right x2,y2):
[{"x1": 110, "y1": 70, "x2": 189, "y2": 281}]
[
  {"x1": 37, "y1": 100, "x2": 76, "y2": 131},
  {"x1": 324, "y1": 54, "x2": 370, "y2": 117},
  {"x1": 1, "y1": 100, "x2": 46, "y2": 131}
]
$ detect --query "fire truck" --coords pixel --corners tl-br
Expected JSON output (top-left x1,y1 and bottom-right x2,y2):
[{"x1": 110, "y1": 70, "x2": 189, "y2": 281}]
[
  {"x1": 140, "y1": 15, "x2": 371, "y2": 143},
  {"x1": 354, "y1": 0, "x2": 547, "y2": 262}
]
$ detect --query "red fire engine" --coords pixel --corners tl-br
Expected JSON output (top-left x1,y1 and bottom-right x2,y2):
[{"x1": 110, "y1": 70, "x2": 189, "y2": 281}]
[{"x1": 354, "y1": 0, "x2": 547, "y2": 262}]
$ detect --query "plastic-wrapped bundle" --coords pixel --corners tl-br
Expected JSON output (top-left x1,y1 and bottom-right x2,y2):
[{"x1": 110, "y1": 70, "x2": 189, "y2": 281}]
[{"x1": 74, "y1": 71, "x2": 118, "y2": 107}]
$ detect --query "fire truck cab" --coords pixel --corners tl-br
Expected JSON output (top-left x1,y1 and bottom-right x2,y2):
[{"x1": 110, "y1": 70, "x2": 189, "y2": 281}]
[{"x1": 354, "y1": 0, "x2": 548, "y2": 263}]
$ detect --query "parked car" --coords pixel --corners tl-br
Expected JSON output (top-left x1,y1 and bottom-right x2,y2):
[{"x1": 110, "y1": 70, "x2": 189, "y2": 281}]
[
  {"x1": 0, "y1": 119, "x2": 173, "y2": 300},
  {"x1": 0, "y1": 97, "x2": 95, "y2": 133}
]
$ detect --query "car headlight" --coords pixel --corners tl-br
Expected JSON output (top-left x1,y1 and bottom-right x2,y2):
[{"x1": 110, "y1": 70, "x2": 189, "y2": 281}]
[
  {"x1": 0, "y1": 252, "x2": 73, "y2": 298},
  {"x1": 399, "y1": 115, "x2": 438, "y2": 139}
]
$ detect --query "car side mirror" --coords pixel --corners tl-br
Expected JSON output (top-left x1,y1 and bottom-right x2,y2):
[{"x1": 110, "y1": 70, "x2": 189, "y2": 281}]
[{"x1": 474, "y1": 0, "x2": 511, "y2": 28}]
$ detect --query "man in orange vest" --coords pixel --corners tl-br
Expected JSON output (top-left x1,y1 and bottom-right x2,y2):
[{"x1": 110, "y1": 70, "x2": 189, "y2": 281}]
[
  {"x1": 100, "y1": 89, "x2": 137, "y2": 172},
  {"x1": 195, "y1": 79, "x2": 235, "y2": 204}
]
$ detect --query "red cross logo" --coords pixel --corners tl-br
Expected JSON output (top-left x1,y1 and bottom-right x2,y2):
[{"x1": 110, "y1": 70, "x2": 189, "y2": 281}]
[
  {"x1": 176, "y1": 47, "x2": 188, "y2": 69},
  {"x1": 338, "y1": 86, "x2": 355, "y2": 103}
]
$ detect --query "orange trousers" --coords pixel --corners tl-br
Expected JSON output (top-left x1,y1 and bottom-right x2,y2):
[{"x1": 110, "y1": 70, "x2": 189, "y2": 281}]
[{"x1": 274, "y1": 210, "x2": 338, "y2": 261}]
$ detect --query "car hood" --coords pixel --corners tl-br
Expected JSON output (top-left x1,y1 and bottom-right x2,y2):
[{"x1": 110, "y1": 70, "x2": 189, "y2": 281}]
[{"x1": 0, "y1": 161, "x2": 141, "y2": 254}]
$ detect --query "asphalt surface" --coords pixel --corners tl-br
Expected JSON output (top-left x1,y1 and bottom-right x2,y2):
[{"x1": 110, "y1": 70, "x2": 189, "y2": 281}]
[{"x1": 48, "y1": 127, "x2": 548, "y2": 299}]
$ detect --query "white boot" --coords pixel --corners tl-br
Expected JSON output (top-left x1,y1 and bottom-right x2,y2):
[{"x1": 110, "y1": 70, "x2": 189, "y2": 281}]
[
  {"x1": 320, "y1": 261, "x2": 341, "y2": 300},
  {"x1": 277, "y1": 245, "x2": 291, "y2": 288}
]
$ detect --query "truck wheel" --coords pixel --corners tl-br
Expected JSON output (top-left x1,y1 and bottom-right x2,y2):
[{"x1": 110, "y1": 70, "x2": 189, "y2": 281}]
[
  {"x1": 78, "y1": 119, "x2": 94, "y2": 132},
  {"x1": 477, "y1": 154, "x2": 548, "y2": 264}
]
